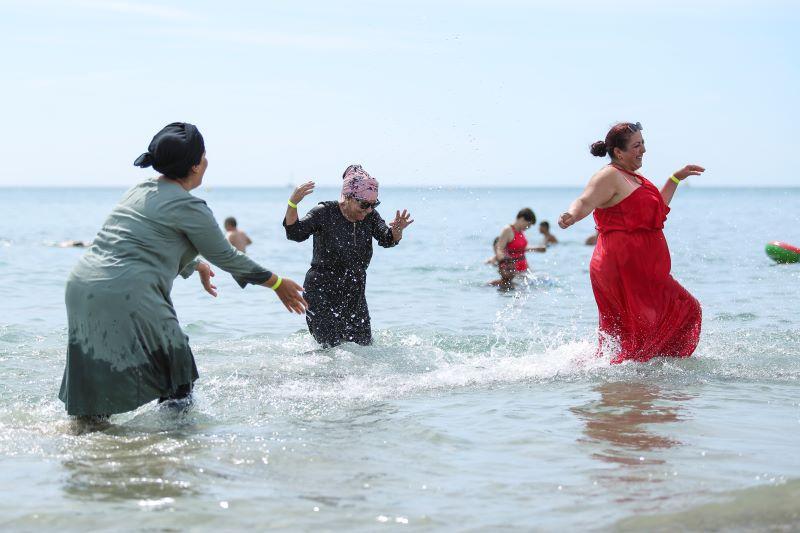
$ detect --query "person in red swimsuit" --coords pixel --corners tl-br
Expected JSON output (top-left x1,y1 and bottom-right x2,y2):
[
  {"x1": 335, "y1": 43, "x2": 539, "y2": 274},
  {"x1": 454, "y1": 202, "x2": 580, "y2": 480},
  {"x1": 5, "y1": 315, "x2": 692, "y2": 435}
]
[
  {"x1": 558, "y1": 122, "x2": 705, "y2": 363},
  {"x1": 494, "y1": 208, "x2": 546, "y2": 275}
]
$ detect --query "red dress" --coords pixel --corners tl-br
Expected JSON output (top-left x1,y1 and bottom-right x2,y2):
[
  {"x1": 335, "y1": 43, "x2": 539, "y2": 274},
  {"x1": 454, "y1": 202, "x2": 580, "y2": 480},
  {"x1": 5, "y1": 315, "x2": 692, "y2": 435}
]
[
  {"x1": 506, "y1": 227, "x2": 529, "y2": 272},
  {"x1": 590, "y1": 168, "x2": 701, "y2": 363}
]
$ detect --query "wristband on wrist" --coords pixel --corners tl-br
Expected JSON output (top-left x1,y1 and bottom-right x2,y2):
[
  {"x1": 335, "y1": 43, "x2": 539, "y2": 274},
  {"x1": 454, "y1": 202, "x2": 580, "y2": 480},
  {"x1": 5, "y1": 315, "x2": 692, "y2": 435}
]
[
  {"x1": 287, "y1": 200, "x2": 298, "y2": 209},
  {"x1": 270, "y1": 276, "x2": 283, "y2": 290},
  {"x1": 669, "y1": 175, "x2": 680, "y2": 185}
]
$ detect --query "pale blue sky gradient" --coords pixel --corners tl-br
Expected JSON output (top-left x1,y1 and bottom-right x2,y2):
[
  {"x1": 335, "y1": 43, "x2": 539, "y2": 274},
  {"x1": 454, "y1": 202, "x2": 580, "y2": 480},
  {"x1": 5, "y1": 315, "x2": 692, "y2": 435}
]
[{"x1": 1, "y1": 0, "x2": 798, "y2": 187}]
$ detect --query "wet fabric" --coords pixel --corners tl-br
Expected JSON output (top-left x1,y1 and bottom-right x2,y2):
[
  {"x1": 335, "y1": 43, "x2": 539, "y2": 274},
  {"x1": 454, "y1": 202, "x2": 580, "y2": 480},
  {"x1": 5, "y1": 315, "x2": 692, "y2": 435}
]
[
  {"x1": 133, "y1": 122, "x2": 205, "y2": 180},
  {"x1": 591, "y1": 169, "x2": 702, "y2": 364},
  {"x1": 506, "y1": 226, "x2": 529, "y2": 272},
  {"x1": 284, "y1": 201, "x2": 396, "y2": 347},
  {"x1": 59, "y1": 178, "x2": 272, "y2": 416}
]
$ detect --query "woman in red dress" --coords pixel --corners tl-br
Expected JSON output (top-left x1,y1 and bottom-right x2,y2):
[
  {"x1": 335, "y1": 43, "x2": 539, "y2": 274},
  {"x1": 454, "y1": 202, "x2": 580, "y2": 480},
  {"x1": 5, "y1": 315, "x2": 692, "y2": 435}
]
[{"x1": 559, "y1": 122, "x2": 704, "y2": 363}]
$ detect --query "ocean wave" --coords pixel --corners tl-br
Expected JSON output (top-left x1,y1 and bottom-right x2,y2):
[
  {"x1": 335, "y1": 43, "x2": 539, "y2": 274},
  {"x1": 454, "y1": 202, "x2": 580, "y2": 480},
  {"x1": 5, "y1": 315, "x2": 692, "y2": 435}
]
[
  {"x1": 1, "y1": 322, "x2": 799, "y2": 448},
  {"x1": 178, "y1": 325, "x2": 800, "y2": 421}
]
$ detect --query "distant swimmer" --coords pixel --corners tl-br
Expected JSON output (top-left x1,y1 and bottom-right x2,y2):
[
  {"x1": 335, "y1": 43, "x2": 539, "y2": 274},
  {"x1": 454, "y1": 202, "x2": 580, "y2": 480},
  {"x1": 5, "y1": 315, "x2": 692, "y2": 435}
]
[
  {"x1": 585, "y1": 231, "x2": 598, "y2": 246},
  {"x1": 487, "y1": 237, "x2": 516, "y2": 289},
  {"x1": 494, "y1": 208, "x2": 545, "y2": 275},
  {"x1": 489, "y1": 259, "x2": 518, "y2": 292},
  {"x1": 224, "y1": 217, "x2": 252, "y2": 253},
  {"x1": 539, "y1": 221, "x2": 558, "y2": 246},
  {"x1": 558, "y1": 121, "x2": 704, "y2": 363},
  {"x1": 57, "y1": 240, "x2": 90, "y2": 248},
  {"x1": 284, "y1": 164, "x2": 413, "y2": 348}
]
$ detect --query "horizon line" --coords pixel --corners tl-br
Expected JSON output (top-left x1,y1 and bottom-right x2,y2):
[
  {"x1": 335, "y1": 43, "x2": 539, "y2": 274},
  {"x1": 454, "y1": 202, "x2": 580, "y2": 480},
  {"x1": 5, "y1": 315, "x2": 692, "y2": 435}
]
[{"x1": 1, "y1": 184, "x2": 799, "y2": 190}]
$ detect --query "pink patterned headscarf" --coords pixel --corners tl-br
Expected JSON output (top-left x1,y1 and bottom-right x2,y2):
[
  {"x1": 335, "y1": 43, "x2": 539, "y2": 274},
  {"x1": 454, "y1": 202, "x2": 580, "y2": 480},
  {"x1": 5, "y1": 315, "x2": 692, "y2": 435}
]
[{"x1": 341, "y1": 164, "x2": 379, "y2": 203}]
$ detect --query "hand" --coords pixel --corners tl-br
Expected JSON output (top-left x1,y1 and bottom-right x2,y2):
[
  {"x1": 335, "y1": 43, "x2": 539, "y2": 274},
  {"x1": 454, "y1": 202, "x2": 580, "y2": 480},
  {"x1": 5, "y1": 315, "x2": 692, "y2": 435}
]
[
  {"x1": 389, "y1": 209, "x2": 414, "y2": 239},
  {"x1": 196, "y1": 262, "x2": 217, "y2": 297},
  {"x1": 673, "y1": 164, "x2": 705, "y2": 181},
  {"x1": 274, "y1": 277, "x2": 308, "y2": 314},
  {"x1": 558, "y1": 212, "x2": 575, "y2": 229},
  {"x1": 290, "y1": 181, "x2": 315, "y2": 205}
]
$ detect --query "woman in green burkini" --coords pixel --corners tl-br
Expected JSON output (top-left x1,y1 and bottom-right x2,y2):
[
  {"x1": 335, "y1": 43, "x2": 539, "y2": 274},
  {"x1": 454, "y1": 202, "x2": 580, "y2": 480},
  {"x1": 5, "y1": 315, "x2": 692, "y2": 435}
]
[{"x1": 59, "y1": 122, "x2": 307, "y2": 422}]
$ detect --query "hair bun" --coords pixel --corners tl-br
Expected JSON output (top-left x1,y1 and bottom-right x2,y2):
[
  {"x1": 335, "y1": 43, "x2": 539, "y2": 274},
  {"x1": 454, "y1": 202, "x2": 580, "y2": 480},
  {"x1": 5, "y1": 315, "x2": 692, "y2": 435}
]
[{"x1": 590, "y1": 140, "x2": 607, "y2": 157}]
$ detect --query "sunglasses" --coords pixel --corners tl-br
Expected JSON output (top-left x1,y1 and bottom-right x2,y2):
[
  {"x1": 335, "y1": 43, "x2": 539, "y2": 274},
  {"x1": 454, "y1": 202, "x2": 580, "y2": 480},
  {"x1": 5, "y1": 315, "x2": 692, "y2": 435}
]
[
  {"x1": 358, "y1": 199, "x2": 380, "y2": 210},
  {"x1": 627, "y1": 122, "x2": 643, "y2": 133}
]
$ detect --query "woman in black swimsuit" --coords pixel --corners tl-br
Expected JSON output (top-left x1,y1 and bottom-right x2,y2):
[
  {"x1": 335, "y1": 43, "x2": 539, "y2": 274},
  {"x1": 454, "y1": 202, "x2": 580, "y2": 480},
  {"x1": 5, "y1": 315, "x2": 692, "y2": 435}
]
[{"x1": 283, "y1": 165, "x2": 413, "y2": 347}]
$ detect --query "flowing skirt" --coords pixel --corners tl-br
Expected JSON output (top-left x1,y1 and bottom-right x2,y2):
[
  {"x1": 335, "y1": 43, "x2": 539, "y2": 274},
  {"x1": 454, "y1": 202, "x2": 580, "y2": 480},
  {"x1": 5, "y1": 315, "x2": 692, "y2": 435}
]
[
  {"x1": 590, "y1": 229, "x2": 701, "y2": 363},
  {"x1": 59, "y1": 277, "x2": 198, "y2": 416}
]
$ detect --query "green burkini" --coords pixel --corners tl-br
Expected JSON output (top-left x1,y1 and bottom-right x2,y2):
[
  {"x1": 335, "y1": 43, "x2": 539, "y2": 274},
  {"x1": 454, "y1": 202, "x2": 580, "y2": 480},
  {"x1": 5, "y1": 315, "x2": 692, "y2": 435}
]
[{"x1": 59, "y1": 178, "x2": 272, "y2": 416}]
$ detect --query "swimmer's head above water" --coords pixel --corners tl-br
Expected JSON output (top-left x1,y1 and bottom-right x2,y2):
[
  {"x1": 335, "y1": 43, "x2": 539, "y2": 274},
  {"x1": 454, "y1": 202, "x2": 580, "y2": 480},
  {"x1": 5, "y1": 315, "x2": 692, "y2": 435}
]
[{"x1": 515, "y1": 208, "x2": 536, "y2": 231}]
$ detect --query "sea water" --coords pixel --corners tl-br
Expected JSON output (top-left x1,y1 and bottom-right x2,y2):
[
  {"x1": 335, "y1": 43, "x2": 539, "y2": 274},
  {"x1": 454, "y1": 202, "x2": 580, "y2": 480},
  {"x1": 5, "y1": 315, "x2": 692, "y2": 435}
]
[{"x1": 0, "y1": 185, "x2": 799, "y2": 531}]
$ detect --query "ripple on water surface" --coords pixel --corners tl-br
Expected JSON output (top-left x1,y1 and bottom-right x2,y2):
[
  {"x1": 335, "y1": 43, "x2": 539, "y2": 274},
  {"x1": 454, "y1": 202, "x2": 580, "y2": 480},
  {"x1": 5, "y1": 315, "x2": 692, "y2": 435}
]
[{"x1": 1, "y1": 308, "x2": 800, "y2": 529}]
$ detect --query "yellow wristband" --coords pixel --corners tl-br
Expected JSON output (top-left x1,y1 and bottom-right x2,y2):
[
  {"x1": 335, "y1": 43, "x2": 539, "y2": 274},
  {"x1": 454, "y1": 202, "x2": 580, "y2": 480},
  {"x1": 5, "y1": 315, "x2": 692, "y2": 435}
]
[
  {"x1": 270, "y1": 276, "x2": 283, "y2": 290},
  {"x1": 287, "y1": 200, "x2": 298, "y2": 209},
  {"x1": 669, "y1": 175, "x2": 680, "y2": 185}
]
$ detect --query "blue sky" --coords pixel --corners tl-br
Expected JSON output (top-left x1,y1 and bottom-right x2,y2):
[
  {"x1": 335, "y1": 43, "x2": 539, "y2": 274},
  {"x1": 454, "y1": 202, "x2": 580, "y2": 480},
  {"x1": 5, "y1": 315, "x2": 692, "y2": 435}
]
[{"x1": 1, "y1": 0, "x2": 798, "y2": 187}]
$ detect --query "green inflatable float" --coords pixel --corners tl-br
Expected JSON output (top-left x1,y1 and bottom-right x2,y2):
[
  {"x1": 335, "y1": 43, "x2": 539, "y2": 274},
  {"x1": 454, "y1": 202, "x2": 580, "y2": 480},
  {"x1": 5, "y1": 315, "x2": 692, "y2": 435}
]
[{"x1": 765, "y1": 241, "x2": 800, "y2": 264}]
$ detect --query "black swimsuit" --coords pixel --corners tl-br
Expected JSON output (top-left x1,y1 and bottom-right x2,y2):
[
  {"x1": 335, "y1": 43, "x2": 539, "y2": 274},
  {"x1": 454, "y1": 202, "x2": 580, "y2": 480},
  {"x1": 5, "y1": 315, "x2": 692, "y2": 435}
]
[{"x1": 284, "y1": 201, "x2": 396, "y2": 347}]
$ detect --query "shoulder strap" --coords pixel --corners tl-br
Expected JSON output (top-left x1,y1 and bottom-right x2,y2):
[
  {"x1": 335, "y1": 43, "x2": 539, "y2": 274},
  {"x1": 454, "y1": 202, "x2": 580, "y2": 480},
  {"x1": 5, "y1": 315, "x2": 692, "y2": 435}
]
[{"x1": 610, "y1": 163, "x2": 646, "y2": 183}]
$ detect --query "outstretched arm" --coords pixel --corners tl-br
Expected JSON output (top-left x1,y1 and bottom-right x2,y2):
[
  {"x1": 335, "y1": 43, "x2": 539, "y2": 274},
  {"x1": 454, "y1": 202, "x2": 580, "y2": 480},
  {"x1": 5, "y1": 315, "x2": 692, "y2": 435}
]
[
  {"x1": 559, "y1": 170, "x2": 617, "y2": 229},
  {"x1": 284, "y1": 181, "x2": 325, "y2": 242},
  {"x1": 388, "y1": 209, "x2": 414, "y2": 243},
  {"x1": 176, "y1": 198, "x2": 273, "y2": 286},
  {"x1": 285, "y1": 181, "x2": 315, "y2": 226},
  {"x1": 371, "y1": 209, "x2": 413, "y2": 247},
  {"x1": 660, "y1": 164, "x2": 705, "y2": 205},
  {"x1": 192, "y1": 261, "x2": 306, "y2": 313},
  {"x1": 261, "y1": 273, "x2": 307, "y2": 314}
]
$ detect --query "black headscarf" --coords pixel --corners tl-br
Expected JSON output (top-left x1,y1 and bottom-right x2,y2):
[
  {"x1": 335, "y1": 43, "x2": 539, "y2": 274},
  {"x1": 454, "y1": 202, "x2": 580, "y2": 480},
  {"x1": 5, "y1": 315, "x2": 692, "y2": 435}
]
[{"x1": 133, "y1": 122, "x2": 205, "y2": 179}]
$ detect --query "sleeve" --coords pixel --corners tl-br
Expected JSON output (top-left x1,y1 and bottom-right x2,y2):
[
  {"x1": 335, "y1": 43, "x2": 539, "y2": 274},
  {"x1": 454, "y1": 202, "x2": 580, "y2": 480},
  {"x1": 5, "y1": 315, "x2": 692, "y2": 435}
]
[
  {"x1": 284, "y1": 204, "x2": 325, "y2": 242},
  {"x1": 370, "y1": 210, "x2": 397, "y2": 248},
  {"x1": 179, "y1": 259, "x2": 200, "y2": 279},
  {"x1": 173, "y1": 197, "x2": 272, "y2": 288}
]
